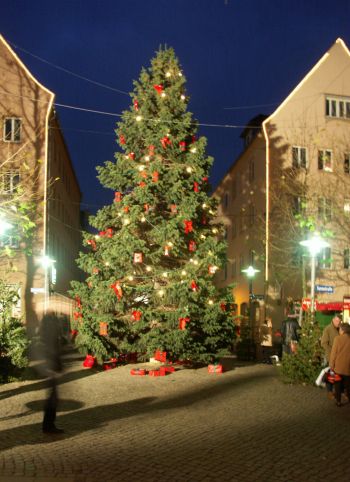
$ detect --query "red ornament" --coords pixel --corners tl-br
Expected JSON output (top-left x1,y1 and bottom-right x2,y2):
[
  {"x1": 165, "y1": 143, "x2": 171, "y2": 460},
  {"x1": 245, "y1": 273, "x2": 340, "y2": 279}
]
[
  {"x1": 133, "y1": 99, "x2": 139, "y2": 111},
  {"x1": 75, "y1": 296, "x2": 82, "y2": 308},
  {"x1": 73, "y1": 311, "x2": 82, "y2": 320},
  {"x1": 193, "y1": 182, "x2": 200, "y2": 193},
  {"x1": 99, "y1": 322, "x2": 108, "y2": 336},
  {"x1": 132, "y1": 310, "x2": 142, "y2": 321},
  {"x1": 179, "y1": 317, "x2": 190, "y2": 330},
  {"x1": 192, "y1": 135, "x2": 197, "y2": 143},
  {"x1": 134, "y1": 252, "x2": 143, "y2": 264},
  {"x1": 164, "y1": 245, "x2": 172, "y2": 256},
  {"x1": 179, "y1": 141, "x2": 186, "y2": 151},
  {"x1": 202, "y1": 215, "x2": 207, "y2": 225},
  {"x1": 220, "y1": 302, "x2": 227, "y2": 311},
  {"x1": 92, "y1": 267, "x2": 99, "y2": 275},
  {"x1": 110, "y1": 281, "x2": 123, "y2": 300},
  {"x1": 152, "y1": 171, "x2": 159, "y2": 182},
  {"x1": 188, "y1": 240, "x2": 196, "y2": 252},
  {"x1": 139, "y1": 181, "x2": 146, "y2": 188},
  {"x1": 129, "y1": 152, "x2": 135, "y2": 160},
  {"x1": 153, "y1": 84, "x2": 164, "y2": 95},
  {"x1": 106, "y1": 228, "x2": 113, "y2": 237},
  {"x1": 170, "y1": 204, "x2": 177, "y2": 214},
  {"x1": 148, "y1": 145, "x2": 155, "y2": 156},
  {"x1": 123, "y1": 206, "x2": 129, "y2": 213},
  {"x1": 119, "y1": 134, "x2": 126, "y2": 145},
  {"x1": 202, "y1": 176, "x2": 209, "y2": 183},
  {"x1": 190, "y1": 280, "x2": 198, "y2": 292},
  {"x1": 144, "y1": 203, "x2": 150, "y2": 212},
  {"x1": 99, "y1": 230, "x2": 106, "y2": 237},
  {"x1": 114, "y1": 191, "x2": 122, "y2": 202},
  {"x1": 87, "y1": 239, "x2": 97, "y2": 250},
  {"x1": 140, "y1": 170, "x2": 148, "y2": 179},
  {"x1": 161, "y1": 136, "x2": 172, "y2": 149},
  {"x1": 184, "y1": 220, "x2": 193, "y2": 234}
]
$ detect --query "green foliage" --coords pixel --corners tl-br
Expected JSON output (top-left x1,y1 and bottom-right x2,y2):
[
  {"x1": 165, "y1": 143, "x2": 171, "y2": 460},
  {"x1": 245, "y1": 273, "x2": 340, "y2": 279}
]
[
  {"x1": 71, "y1": 47, "x2": 236, "y2": 363},
  {"x1": 0, "y1": 280, "x2": 29, "y2": 382},
  {"x1": 280, "y1": 313, "x2": 323, "y2": 384}
]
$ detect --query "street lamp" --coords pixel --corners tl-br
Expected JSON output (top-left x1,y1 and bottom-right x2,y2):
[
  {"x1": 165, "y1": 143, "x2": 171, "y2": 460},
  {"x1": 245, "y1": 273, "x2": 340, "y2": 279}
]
[
  {"x1": 241, "y1": 265, "x2": 261, "y2": 327},
  {"x1": 40, "y1": 255, "x2": 56, "y2": 313},
  {"x1": 300, "y1": 233, "x2": 330, "y2": 313}
]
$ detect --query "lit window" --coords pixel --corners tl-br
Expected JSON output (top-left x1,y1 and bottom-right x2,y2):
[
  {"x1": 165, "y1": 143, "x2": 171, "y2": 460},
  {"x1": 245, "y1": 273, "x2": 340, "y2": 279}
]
[
  {"x1": 318, "y1": 149, "x2": 332, "y2": 172},
  {"x1": 3, "y1": 118, "x2": 21, "y2": 142},
  {"x1": 292, "y1": 146, "x2": 308, "y2": 168},
  {"x1": 293, "y1": 196, "x2": 307, "y2": 214},
  {"x1": 344, "y1": 199, "x2": 350, "y2": 214},
  {"x1": 0, "y1": 226, "x2": 19, "y2": 249},
  {"x1": 326, "y1": 96, "x2": 350, "y2": 119}
]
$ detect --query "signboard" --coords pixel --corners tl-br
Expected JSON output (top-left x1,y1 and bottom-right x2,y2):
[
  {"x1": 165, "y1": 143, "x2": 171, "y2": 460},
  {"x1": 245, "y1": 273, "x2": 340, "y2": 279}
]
[
  {"x1": 315, "y1": 285, "x2": 334, "y2": 294},
  {"x1": 302, "y1": 298, "x2": 343, "y2": 311},
  {"x1": 343, "y1": 296, "x2": 350, "y2": 310},
  {"x1": 30, "y1": 287, "x2": 45, "y2": 294}
]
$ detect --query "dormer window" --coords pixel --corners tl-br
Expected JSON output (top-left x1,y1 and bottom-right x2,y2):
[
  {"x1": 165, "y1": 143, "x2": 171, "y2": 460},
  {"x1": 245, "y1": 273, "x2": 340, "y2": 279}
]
[{"x1": 326, "y1": 96, "x2": 350, "y2": 119}]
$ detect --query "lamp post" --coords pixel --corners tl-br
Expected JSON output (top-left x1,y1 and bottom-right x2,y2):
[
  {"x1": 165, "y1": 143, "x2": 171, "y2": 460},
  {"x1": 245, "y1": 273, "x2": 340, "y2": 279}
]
[
  {"x1": 299, "y1": 233, "x2": 330, "y2": 314},
  {"x1": 40, "y1": 255, "x2": 56, "y2": 314},
  {"x1": 242, "y1": 265, "x2": 261, "y2": 327}
]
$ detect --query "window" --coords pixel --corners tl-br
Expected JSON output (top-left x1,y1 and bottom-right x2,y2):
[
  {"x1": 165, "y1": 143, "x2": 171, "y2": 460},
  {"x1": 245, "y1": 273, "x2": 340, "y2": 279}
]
[
  {"x1": 345, "y1": 153, "x2": 350, "y2": 174},
  {"x1": 344, "y1": 248, "x2": 350, "y2": 269},
  {"x1": 318, "y1": 197, "x2": 332, "y2": 222},
  {"x1": 292, "y1": 146, "x2": 307, "y2": 168},
  {"x1": 3, "y1": 118, "x2": 21, "y2": 142},
  {"x1": 326, "y1": 96, "x2": 350, "y2": 119},
  {"x1": 249, "y1": 160, "x2": 255, "y2": 182},
  {"x1": 0, "y1": 171, "x2": 20, "y2": 194},
  {"x1": 293, "y1": 196, "x2": 306, "y2": 215},
  {"x1": 0, "y1": 227, "x2": 19, "y2": 249},
  {"x1": 232, "y1": 257, "x2": 237, "y2": 278},
  {"x1": 232, "y1": 219, "x2": 237, "y2": 239},
  {"x1": 318, "y1": 247, "x2": 332, "y2": 269},
  {"x1": 248, "y1": 204, "x2": 255, "y2": 226},
  {"x1": 318, "y1": 149, "x2": 332, "y2": 171}
]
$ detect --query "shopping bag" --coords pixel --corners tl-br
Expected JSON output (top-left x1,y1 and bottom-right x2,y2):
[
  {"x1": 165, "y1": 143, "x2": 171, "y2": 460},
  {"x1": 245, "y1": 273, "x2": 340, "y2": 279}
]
[{"x1": 315, "y1": 366, "x2": 330, "y2": 387}]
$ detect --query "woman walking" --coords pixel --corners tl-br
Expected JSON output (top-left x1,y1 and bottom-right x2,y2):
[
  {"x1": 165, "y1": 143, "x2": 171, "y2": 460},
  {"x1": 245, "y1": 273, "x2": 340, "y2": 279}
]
[{"x1": 329, "y1": 323, "x2": 350, "y2": 407}]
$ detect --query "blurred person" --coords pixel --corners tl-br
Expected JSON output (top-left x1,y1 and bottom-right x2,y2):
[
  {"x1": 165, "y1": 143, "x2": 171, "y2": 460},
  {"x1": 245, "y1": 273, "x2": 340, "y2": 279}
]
[
  {"x1": 321, "y1": 314, "x2": 341, "y2": 400},
  {"x1": 280, "y1": 314, "x2": 300, "y2": 355},
  {"x1": 329, "y1": 323, "x2": 350, "y2": 407},
  {"x1": 40, "y1": 312, "x2": 64, "y2": 434}
]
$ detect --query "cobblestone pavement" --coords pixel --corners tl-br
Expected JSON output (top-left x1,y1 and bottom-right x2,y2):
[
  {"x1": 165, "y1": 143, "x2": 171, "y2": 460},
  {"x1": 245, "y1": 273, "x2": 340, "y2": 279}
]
[{"x1": 1, "y1": 353, "x2": 350, "y2": 482}]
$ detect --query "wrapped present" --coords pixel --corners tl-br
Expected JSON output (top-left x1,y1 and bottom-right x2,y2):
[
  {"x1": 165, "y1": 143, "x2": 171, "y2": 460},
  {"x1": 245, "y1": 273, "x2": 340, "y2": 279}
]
[
  {"x1": 148, "y1": 369, "x2": 164, "y2": 377},
  {"x1": 103, "y1": 357, "x2": 117, "y2": 370},
  {"x1": 327, "y1": 371, "x2": 342, "y2": 383},
  {"x1": 154, "y1": 350, "x2": 167, "y2": 362},
  {"x1": 160, "y1": 365, "x2": 175, "y2": 375},
  {"x1": 130, "y1": 368, "x2": 147, "y2": 376},
  {"x1": 83, "y1": 355, "x2": 96, "y2": 369},
  {"x1": 208, "y1": 364, "x2": 223, "y2": 374}
]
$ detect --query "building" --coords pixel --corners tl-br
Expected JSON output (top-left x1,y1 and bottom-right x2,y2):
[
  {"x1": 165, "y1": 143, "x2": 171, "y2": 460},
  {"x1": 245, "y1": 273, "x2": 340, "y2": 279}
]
[
  {"x1": 0, "y1": 34, "x2": 81, "y2": 334},
  {"x1": 214, "y1": 38, "x2": 350, "y2": 334}
]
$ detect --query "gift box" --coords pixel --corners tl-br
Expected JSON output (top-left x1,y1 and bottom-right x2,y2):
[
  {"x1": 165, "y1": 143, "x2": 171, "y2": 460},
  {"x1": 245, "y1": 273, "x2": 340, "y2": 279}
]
[
  {"x1": 208, "y1": 364, "x2": 223, "y2": 373},
  {"x1": 103, "y1": 358, "x2": 117, "y2": 370},
  {"x1": 130, "y1": 368, "x2": 147, "y2": 376},
  {"x1": 154, "y1": 350, "x2": 167, "y2": 362},
  {"x1": 83, "y1": 355, "x2": 96, "y2": 369},
  {"x1": 160, "y1": 365, "x2": 175, "y2": 375},
  {"x1": 148, "y1": 369, "x2": 164, "y2": 377}
]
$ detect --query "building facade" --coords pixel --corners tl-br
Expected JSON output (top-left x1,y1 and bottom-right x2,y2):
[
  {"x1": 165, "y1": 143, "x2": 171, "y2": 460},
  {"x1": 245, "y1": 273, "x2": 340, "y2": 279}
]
[
  {"x1": 214, "y1": 38, "x2": 350, "y2": 333},
  {"x1": 0, "y1": 34, "x2": 81, "y2": 334}
]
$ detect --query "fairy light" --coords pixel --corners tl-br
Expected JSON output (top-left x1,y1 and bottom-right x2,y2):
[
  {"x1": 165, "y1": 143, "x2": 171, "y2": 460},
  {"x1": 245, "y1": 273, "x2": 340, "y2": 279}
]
[
  {"x1": 202, "y1": 203, "x2": 207, "y2": 209},
  {"x1": 178, "y1": 72, "x2": 183, "y2": 77},
  {"x1": 166, "y1": 71, "x2": 171, "y2": 77},
  {"x1": 94, "y1": 235, "x2": 100, "y2": 240},
  {"x1": 212, "y1": 228, "x2": 218, "y2": 234},
  {"x1": 146, "y1": 266, "x2": 152, "y2": 272},
  {"x1": 200, "y1": 234, "x2": 206, "y2": 239},
  {"x1": 161, "y1": 92, "x2": 166, "y2": 98},
  {"x1": 128, "y1": 275, "x2": 134, "y2": 281},
  {"x1": 144, "y1": 155, "x2": 150, "y2": 161},
  {"x1": 140, "y1": 215, "x2": 146, "y2": 222},
  {"x1": 186, "y1": 166, "x2": 193, "y2": 173},
  {"x1": 208, "y1": 299, "x2": 214, "y2": 305},
  {"x1": 138, "y1": 165, "x2": 145, "y2": 171},
  {"x1": 162, "y1": 271, "x2": 168, "y2": 278},
  {"x1": 193, "y1": 259, "x2": 199, "y2": 265},
  {"x1": 136, "y1": 115, "x2": 143, "y2": 122},
  {"x1": 158, "y1": 289, "x2": 165, "y2": 297},
  {"x1": 208, "y1": 250, "x2": 213, "y2": 256},
  {"x1": 123, "y1": 218, "x2": 130, "y2": 225},
  {"x1": 190, "y1": 147, "x2": 197, "y2": 153},
  {"x1": 209, "y1": 209, "x2": 214, "y2": 215},
  {"x1": 181, "y1": 270, "x2": 187, "y2": 276},
  {"x1": 180, "y1": 94, "x2": 186, "y2": 101},
  {"x1": 104, "y1": 261, "x2": 110, "y2": 266},
  {"x1": 117, "y1": 212, "x2": 122, "y2": 217}
]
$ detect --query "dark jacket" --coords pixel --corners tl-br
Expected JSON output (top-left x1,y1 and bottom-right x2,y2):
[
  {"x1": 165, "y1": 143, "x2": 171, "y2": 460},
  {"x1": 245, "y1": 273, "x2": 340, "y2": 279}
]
[{"x1": 281, "y1": 318, "x2": 300, "y2": 345}]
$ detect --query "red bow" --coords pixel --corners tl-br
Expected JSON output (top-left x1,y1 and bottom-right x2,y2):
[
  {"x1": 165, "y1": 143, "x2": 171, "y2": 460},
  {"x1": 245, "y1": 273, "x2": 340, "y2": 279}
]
[
  {"x1": 153, "y1": 84, "x2": 164, "y2": 94},
  {"x1": 184, "y1": 220, "x2": 193, "y2": 234},
  {"x1": 132, "y1": 310, "x2": 142, "y2": 321},
  {"x1": 110, "y1": 282, "x2": 123, "y2": 300},
  {"x1": 161, "y1": 136, "x2": 172, "y2": 149}
]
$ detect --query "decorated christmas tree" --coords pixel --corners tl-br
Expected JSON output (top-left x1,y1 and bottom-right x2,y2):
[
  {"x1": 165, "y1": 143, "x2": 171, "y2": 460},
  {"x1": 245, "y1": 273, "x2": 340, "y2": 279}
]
[{"x1": 71, "y1": 47, "x2": 236, "y2": 364}]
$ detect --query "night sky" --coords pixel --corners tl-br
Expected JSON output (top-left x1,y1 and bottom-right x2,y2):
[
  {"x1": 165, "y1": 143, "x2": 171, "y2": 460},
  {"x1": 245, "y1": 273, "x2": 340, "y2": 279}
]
[{"x1": 1, "y1": 0, "x2": 350, "y2": 212}]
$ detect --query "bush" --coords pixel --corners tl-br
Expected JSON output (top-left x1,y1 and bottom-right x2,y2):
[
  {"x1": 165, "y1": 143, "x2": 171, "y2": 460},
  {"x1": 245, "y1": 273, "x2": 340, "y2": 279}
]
[{"x1": 0, "y1": 281, "x2": 30, "y2": 383}]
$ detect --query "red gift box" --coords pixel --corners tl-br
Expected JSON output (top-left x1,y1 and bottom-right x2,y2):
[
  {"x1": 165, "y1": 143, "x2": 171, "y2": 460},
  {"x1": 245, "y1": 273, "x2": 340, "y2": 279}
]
[
  {"x1": 83, "y1": 355, "x2": 96, "y2": 369},
  {"x1": 154, "y1": 350, "x2": 167, "y2": 362},
  {"x1": 160, "y1": 365, "x2": 175, "y2": 375},
  {"x1": 148, "y1": 369, "x2": 164, "y2": 377},
  {"x1": 130, "y1": 368, "x2": 147, "y2": 376},
  {"x1": 208, "y1": 364, "x2": 223, "y2": 374}
]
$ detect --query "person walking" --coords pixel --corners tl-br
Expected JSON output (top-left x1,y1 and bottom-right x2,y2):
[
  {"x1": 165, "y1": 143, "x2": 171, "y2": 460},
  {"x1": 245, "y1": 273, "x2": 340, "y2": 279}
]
[
  {"x1": 321, "y1": 314, "x2": 341, "y2": 399},
  {"x1": 40, "y1": 312, "x2": 64, "y2": 434},
  {"x1": 329, "y1": 323, "x2": 350, "y2": 407},
  {"x1": 280, "y1": 314, "x2": 300, "y2": 355}
]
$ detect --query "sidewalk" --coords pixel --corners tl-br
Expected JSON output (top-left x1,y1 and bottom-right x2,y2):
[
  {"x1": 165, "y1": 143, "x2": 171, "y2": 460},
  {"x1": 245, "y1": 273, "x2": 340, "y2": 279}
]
[{"x1": 1, "y1": 354, "x2": 350, "y2": 482}]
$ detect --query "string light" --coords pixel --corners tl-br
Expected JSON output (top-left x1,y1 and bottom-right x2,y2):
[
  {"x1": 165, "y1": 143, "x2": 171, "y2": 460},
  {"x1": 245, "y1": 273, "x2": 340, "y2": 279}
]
[
  {"x1": 181, "y1": 270, "x2": 187, "y2": 276},
  {"x1": 208, "y1": 299, "x2": 214, "y2": 305},
  {"x1": 128, "y1": 275, "x2": 134, "y2": 281},
  {"x1": 158, "y1": 289, "x2": 165, "y2": 297},
  {"x1": 202, "y1": 203, "x2": 207, "y2": 208},
  {"x1": 161, "y1": 92, "x2": 166, "y2": 98},
  {"x1": 186, "y1": 166, "x2": 193, "y2": 173},
  {"x1": 166, "y1": 71, "x2": 171, "y2": 77},
  {"x1": 162, "y1": 272, "x2": 168, "y2": 277},
  {"x1": 190, "y1": 147, "x2": 197, "y2": 153},
  {"x1": 123, "y1": 218, "x2": 130, "y2": 225},
  {"x1": 136, "y1": 115, "x2": 143, "y2": 122},
  {"x1": 212, "y1": 228, "x2": 218, "y2": 234},
  {"x1": 140, "y1": 215, "x2": 146, "y2": 222},
  {"x1": 138, "y1": 165, "x2": 145, "y2": 171},
  {"x1": 146, "y1": 266, "x2": 152, "y2": 272},
  {"x1": 180, "y1": 95, "x2": 186, "y2": 101}
]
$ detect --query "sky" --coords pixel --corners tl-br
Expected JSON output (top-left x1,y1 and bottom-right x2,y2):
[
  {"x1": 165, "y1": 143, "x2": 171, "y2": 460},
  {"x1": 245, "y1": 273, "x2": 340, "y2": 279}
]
[{"x1": 1, "y1": 0, "x2": 350, "y2": 212}]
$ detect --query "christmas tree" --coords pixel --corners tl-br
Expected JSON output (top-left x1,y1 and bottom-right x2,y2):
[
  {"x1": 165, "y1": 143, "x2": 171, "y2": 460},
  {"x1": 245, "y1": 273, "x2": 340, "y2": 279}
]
[{"x1": 71, "y1": 47, "x2": 236, "y2": 364}]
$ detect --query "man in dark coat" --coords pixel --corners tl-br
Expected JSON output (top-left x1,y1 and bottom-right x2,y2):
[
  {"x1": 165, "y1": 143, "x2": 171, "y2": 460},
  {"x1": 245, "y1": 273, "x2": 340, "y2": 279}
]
[
  {"x1": 281, "y1": 314, "x2": 300, "y2": 355},
  {"x1": 41, "y1": 312, "x2": 64, "y2": 434}
]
